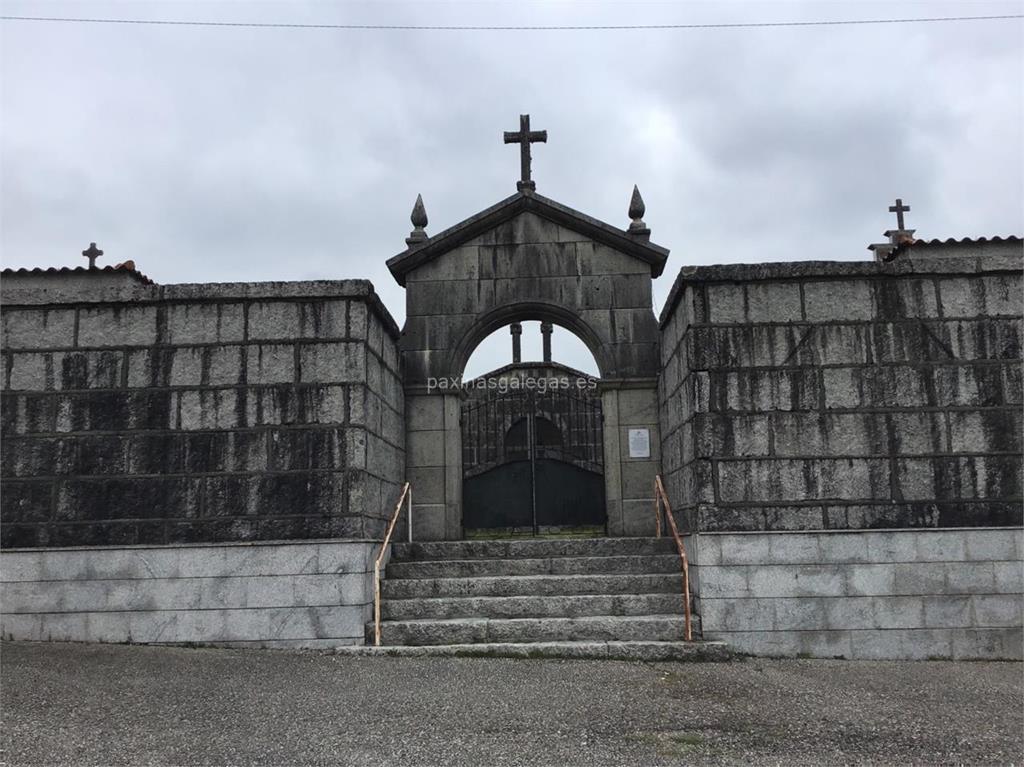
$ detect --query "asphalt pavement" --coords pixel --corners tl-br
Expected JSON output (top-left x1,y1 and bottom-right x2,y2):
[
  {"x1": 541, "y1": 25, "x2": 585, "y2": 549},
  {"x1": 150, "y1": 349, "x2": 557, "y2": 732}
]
[{"x1": 1, "y1": 641, "x2": 1021, "y2": 766}]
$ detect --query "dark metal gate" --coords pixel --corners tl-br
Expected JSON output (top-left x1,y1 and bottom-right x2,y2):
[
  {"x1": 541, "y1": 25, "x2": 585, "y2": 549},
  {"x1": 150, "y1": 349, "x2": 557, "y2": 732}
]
[{"x1": 461, "y1": 388, "x2": 605, "y2": 534}]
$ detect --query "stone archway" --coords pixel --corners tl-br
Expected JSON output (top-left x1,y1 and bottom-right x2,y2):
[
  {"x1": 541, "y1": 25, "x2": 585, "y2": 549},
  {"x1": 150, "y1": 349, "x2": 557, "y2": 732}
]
[{"x1": 389, "y1": 190, "x2": 669, "y2": 540}]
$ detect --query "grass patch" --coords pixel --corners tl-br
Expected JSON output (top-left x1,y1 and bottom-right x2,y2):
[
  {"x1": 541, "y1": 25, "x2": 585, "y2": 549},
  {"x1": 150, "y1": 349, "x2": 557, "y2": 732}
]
[{"x1": 628, "y1": 730, "x2": 706, "y2": 757}]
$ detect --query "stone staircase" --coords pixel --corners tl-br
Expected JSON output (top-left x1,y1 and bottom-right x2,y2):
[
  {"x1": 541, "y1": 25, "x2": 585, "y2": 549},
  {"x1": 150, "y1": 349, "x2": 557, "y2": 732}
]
[{"x1": 347, "y1": 537, "x2": 730, "y2": 661}]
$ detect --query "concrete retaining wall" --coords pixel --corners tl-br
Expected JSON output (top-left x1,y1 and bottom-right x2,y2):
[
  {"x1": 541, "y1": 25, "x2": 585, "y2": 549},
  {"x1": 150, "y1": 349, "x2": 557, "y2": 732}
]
[
  {"x1": 658, "y1": 251, "x2": 1023, "y2": 531},
  {"x1": 1, "y1": 278, "x2": 405, "y2": 547},
  {"x1": 694, "y1": 528, "x2": 1023, "y2": 659},
  {"x1": 0, "y1": 539, "x2": 379, "y2": 647}
]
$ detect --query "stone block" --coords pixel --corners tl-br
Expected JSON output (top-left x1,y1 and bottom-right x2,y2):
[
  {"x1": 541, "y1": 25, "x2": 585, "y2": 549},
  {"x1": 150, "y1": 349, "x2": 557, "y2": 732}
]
[
  {"x1": 951, "y1": 627, "x2": 1023, "y2": 660},
  {"x1": 893, "y1": 562, "x2": 948, "y2": 594},
  {"x1": 940, "y1": 274, "x2": 1024, "y2": 318},
  {"x1": 889, "y1": 411, "x2": 948, "y2": 455},
  {"x1": 764, "y1": 506, "x2": 825, "y2": 531},
  {"x1": 946, "y1": 562, "x2": 996, "y2": 594},
  {"x1": 864, "y1": 531, "x2": 920, "y2": 563},
  {"x1": 850, "y1": 628, "x2": 953, "y2": 660},
  {"x1": 874, "y1": 278, "x2": 939, "y2": 319},
  {"x1": 933, "y1": 365, "x2": 1005, "y2": 407},
  {"x1": 621, "y1": 499, "x2": 657, "y2": 536},
  {"x1": 773, "y1": 597, "x2": 827, "y2": 630},
  {"x1": 707, "y1": 284, "x2": 745, "y2": 324},
  {"x1": 922, "y1": 595, "x2": 972, "y2": 628},
  {"x1": 767, "y1": 533, "x2": 822, "y2": 563},
  {"x1": 716, "y1": 533, "x2": 771, "y2": 565},
  {"x1": 717, "y1": 369, "x2": 819, "y2": 413},
  {"x1": 616, "y1": 387, "x2": 658, "y2": 424},
  {"x1": 299, "y1": 342, "x2": 365, "y2": 384},
  {"x1": 248, "y1": 301, "x2": 301, "y2": 340},
  {"x1": 7, "y1": 353, "x2": 48, "y2": 391},
  {"x1": 771, "y1": 412, "x2": 884, "y2": 457},
  {"x1": 78, "y1": 306, "x2": 157, "y2": 347},
  {"x1": 407, "y1": 429, "x2": 445, "y2": 468},
  {"x1": 247, "y1": 344, "x2": 295, "y2": 384},
  {"x1": 871, "y1": 595, "x2": 925, "y2": 629},
  {"x1": 620, "y1": 461, "x2": 658, "y2": 501},
  {"x1": 1, "y1": 309, "x2": 75, "y2": 350},
  {"x1": 695, "y1": 534, "x2": 721, "y2": 566},
  {"x1": 819, "y1": 533, "x2": 869, "y2": 563},
  {"x1": 165, "y1": 302, "x2": 245, "y2": 344},
  {"x1": 702, "y1": 597, "x2": 775, "y2": 631},
  {"x1": 994, "y1": 562, "x2": 1024, "y2": 594},
  {"x1": 749, "y1": 564, "x2": 845, "y2": 597},
  {"x1": 949, "y1": 410, "x2": 1020, "y2": 454},
  {"x1": 914, "y1": 532, "x2": 967, "y2": 561},
  {"x1": 178, "y1": 389, "x2": 238, "y2": 430},
  {"x1": 746, "y1": 282, "x2": 802, "y2": 323},
  {"x1": 266, "y1": 428, "x2": 342, "y2": 472},
  {"x1": 719, "y1": 458, "x2": 888, "y2": 503},
  {"x1": 411, "y1": 503, "x2": 447, "y2": 540},
  {"x1": 823, "y1": 596, "x2": 875, "y2": 629},
  {"x1": 962, "y1": 528, "x2": 1019, "y2": 561},
  {"x1": 804, "y1": 280, "x2": 874, "y2": 322},
  {"x1": 971, "y1": 594, "x2": 1023, "y2": 627},
  {"x1": 694, "y1": 413, "x2": 769, "y2": 458},
  {"x1": 808, "y1": 324, "x2": 874, "y2": 366},
  {"x1": 695, "y1": 566, "x2": 751, "y2": 598},
  {"x1": 169, "y1": 346, "x2": 244, "y2": 387}
]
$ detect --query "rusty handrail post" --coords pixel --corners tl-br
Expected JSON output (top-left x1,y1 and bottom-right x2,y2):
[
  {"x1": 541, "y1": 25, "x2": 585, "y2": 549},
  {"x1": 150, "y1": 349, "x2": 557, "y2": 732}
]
[
  {"x1": 373, "y1": 482, "x2": 412, "y2": 647},
  {"x1": 654, "y1": 489, "x2": 662, "y2": 538},
  {"x1": 654, "y1": 475, "x2": 692, "y2": 642}
]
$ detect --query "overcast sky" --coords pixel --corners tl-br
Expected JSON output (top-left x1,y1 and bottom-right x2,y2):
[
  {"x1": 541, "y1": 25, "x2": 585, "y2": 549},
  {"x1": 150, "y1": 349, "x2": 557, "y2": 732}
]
[{"x1": 2, "y1": 1, "x2": 1021, "y2": 376}]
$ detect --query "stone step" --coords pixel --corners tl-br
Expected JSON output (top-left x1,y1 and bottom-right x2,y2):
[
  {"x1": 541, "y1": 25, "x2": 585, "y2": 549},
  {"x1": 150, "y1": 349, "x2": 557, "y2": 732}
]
[
  {"x1": 335, "y1": 640, "x2": 732, "y2": 662},
  {"x1": 385, "y1": 554, "x2": 681, "y2": 580},
  {"x1": 381, "y1": 592, "x2": 689, "y2": 620},
  {"x1": 381, "y1": 572, "x2": 683, "y2": 599},
  {"x1": 391, "y1": 537, "x2": 677, "y2": 562},
  {"x1": 368, "y1": 614, "x2": 699, "y2": 646}
]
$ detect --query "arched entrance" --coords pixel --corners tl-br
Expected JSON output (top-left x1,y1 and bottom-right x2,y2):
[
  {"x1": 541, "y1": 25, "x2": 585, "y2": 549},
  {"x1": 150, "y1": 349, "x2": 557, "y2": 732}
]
[
  {"x1": 388, "y1": 189, "x2": 669, "y2": 540},
  {"x1": 461, "y1": 361, "x2": 606, "y2": 535}
]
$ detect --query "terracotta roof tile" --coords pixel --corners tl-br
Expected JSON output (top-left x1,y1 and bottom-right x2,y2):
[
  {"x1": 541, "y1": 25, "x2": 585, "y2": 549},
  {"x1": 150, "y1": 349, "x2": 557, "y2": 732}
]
[{"x1": 0, "y1": 263, "x2": 155, "y2": 285}]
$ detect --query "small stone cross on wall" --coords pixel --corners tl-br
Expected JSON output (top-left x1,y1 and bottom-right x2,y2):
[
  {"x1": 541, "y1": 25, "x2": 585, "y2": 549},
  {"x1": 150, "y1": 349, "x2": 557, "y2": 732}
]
[
  {"x1": 82, "y1": 242, "x2": 104, "y2": 269},
  {"x1": 889, "y1": 198, "x2": 911, "y2": 230},
  {"x1": 503, "y1": 114, "x2": 547, "y2": 192}
]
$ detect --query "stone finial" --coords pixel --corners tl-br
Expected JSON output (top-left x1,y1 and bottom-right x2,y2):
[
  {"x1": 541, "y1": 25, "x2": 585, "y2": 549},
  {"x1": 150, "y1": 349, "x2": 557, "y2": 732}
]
[
  {"x1": 510, "y1": 322, "x2": 523, "y2": 364},
  {"x1": 82, "y1": 242, "x2": 104, "y2": 269},
  {"x1": 540, "y1": 321, "x2": 553, "y2": 363},
  {"x1": 627, "y1": 186, "x2": 650, "y2": 238},
  {"x1": 406, "y1": 194, "x2": 428, "y2": 246}
]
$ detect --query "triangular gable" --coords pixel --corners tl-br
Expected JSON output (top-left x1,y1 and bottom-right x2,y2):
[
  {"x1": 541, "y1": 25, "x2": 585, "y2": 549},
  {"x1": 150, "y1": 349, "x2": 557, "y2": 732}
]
[{"x1": 387, "y1": 191, "x2": 669, "y2": 287}]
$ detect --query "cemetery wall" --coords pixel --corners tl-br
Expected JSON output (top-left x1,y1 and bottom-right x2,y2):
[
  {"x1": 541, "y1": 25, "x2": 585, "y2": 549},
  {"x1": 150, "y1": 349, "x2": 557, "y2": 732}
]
[
  {"x1": 692, "y1": 528, "x2": 1023, "y2": 659},
  {"x1": 0, "y1": 278, "x2": 405, "y2": 549},
  {"x1": 658, "y1": 252, "x2": 1023, "y2": 532},
  {"x1": 0, "y1": 538, "x2": 378, "y2": 647}
]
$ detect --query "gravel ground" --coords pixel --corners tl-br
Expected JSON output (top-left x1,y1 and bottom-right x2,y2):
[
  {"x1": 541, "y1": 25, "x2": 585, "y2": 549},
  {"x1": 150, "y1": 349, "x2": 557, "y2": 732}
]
[{"x1": 1, "y1": 641, "x2": 1021, "y2": 766}]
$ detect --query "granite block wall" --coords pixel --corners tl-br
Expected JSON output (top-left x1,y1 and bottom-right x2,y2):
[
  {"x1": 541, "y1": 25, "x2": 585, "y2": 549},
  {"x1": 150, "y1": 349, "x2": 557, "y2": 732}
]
[
  {"x1": 694, "y1": 528, "x2": 1023, "y2": 659},
  {"x1": 658, "y1": 253, "x2": 1023, "y2": 531},
  {"x1": 0, "y1": 539, "x2": 378, "y2": 647},
  {"x1": 1, "y1": 279, "x2": 404, "y2": 548}
]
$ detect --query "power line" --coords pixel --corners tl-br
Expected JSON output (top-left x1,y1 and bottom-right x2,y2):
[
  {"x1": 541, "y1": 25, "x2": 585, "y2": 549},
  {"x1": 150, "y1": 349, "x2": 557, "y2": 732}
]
[{"x1": 0, "y1": 13, "x2": 1021, "y2": 32}]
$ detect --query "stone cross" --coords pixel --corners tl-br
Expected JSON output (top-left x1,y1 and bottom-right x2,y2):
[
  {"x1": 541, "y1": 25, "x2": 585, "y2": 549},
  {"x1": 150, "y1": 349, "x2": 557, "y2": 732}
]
[
  {"x1": 889, "y1": 198, "x2": 911, "y2": 230},
  {"x1": 82, "y1": 242, "x2": 103, "y2": 269},
  {"x1": 503, "y1": 114, "x2": 547, "y2": 192}
]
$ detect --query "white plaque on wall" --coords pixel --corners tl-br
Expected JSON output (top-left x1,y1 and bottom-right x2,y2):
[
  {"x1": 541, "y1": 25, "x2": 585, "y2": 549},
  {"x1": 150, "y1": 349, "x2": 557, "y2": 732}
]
[{"x1": 627, "y1": 428, "x2": 651, "y2": 459}]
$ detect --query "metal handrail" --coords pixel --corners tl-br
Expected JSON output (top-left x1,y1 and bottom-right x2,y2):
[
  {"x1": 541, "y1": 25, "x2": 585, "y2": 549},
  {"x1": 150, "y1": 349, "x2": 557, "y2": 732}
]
[
  {"x1": 373, "y1": 482, "x2": 413, "y2": 646},
  {"x1": 654, "y1": 475, "x2": 693, "y2": 641}
]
